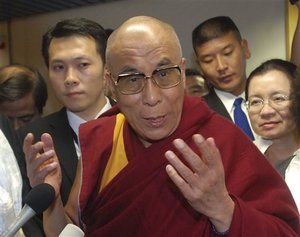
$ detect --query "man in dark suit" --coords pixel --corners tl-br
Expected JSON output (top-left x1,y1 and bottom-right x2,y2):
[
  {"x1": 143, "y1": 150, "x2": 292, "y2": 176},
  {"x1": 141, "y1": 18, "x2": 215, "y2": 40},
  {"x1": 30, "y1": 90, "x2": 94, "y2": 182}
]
[
  {"x1": 18, "y1": 18, "x2": 114, "y2": 236},
  {"x1": 192, "y1": 16, "x2": 252, "y2": 127}
]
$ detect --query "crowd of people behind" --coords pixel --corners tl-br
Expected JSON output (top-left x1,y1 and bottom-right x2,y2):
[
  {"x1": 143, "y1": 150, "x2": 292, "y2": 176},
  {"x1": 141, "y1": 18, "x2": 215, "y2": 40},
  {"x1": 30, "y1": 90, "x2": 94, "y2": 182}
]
[{"x1": 0, "y1": 1, "x2": 300, "y2": 237}]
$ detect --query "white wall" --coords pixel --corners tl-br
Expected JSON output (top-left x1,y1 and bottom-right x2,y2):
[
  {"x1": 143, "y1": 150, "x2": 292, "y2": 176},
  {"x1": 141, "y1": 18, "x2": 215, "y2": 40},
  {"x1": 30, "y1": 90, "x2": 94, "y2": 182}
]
[{"x1": 8, "y1": 0, "x2": 287, "y2": 114}]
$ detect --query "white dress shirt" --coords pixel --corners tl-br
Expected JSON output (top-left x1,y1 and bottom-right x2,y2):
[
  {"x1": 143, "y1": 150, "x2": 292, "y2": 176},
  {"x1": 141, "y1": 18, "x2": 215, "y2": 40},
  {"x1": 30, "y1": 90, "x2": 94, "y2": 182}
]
[
  {"x1": 214, "y1": 88, "x2": 258, "y2": 140},
  {"x1": 67, "y1": 97, "x2": 112, "y2": 158}
]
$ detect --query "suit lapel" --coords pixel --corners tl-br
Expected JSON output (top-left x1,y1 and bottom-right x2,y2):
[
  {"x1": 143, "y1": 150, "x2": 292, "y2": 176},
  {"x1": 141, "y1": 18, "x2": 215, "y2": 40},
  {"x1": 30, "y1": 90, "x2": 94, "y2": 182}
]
[
  {"x1": 204, "y1": 89, "x2": 232, "y2": 121},
  {"x1": 49, "y1": 108, "x2": 78, "y2": 183}
]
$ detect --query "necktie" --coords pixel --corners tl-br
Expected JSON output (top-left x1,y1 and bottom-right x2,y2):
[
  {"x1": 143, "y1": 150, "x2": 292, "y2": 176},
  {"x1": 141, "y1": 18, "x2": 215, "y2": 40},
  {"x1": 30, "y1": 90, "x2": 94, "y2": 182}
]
[{"x1": 233, "y1": 97, "x2": 254, "y2": 140}]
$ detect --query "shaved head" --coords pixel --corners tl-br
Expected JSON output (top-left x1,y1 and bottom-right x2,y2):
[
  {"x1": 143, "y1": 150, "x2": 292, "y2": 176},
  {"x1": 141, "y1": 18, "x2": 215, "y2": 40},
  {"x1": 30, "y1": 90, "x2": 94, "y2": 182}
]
[{"x1": 106, "y1": 16, "x2": 182, "y2": 69}]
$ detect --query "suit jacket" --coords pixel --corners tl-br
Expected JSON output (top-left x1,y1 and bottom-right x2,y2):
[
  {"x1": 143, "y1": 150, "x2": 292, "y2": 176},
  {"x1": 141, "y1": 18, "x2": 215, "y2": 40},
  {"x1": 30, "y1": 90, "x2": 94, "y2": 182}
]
[
  {"x1": 203, "y1": 88, "x2": 232, "y2": 121},
  {"x1": 0, "y1": 113, "x2": 43, "y2": 237}
]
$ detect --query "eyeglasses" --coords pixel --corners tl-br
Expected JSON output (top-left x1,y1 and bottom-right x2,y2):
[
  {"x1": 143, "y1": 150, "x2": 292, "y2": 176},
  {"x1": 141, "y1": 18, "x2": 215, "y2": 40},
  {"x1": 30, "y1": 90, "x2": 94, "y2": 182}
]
[
  {"x1": 245, "y1": 94, "x2": 290, "y2": 113},
  {"x1": 110, "y1": 65, "x2": 182, "y2": 95}
]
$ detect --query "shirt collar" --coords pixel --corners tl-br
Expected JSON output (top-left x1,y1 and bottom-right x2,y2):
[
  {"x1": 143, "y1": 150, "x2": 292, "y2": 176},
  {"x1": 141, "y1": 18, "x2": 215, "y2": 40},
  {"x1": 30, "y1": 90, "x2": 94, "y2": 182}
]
[
  {"x1": 214, "y1": 87, "x2": 246, "y2": 113},
  {"x1": 67, "y1": 96, "x2": 112, "y2": 136}
]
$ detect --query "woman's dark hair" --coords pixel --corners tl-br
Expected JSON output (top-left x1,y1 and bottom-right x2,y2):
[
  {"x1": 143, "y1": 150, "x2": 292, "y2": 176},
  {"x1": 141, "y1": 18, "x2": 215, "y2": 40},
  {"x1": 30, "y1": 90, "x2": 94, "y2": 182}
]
[{"x1": 245, "y1": 59, "x2": 297, "y2": 100}]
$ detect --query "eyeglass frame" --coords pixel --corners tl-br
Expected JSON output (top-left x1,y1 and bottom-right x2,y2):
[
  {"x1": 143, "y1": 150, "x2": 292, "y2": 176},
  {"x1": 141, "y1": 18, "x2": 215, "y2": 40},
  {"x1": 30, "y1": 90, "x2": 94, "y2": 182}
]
[
  {"x1": 108, "y1": 64, "x2": 182, "y2": 95},
  {"x1": 245, "y1": 94, "x2": 291, "y2": 113}
]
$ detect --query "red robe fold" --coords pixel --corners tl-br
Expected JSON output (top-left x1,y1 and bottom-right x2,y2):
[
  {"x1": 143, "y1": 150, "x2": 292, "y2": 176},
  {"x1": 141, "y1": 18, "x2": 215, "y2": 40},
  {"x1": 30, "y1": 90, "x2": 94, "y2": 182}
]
[{"x1": 79, "y1": 96, "x2": 300, "y2": 237}]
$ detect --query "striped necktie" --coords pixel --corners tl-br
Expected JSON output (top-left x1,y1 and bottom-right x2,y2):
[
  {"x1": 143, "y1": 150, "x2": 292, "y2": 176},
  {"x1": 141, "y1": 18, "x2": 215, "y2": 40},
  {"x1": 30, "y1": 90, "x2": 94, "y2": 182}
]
[{"x1": 233, "y1": 97, "x2": 254, "y2": 140}]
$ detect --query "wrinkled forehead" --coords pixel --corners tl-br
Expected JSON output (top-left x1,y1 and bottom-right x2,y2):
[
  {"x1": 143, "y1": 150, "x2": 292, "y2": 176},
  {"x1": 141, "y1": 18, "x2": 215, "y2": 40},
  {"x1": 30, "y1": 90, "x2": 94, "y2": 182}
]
[{"x1": 106, "y1": 19, "x2": 182, "y2": 66}]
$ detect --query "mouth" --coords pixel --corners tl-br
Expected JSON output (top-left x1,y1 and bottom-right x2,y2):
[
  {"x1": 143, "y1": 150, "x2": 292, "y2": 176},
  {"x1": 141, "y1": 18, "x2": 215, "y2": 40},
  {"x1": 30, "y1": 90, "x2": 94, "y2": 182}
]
[
  {"x1": 260, "y1": 121, "x2": 279, "y2": 129},
  {"x1": 144, "y1": 115, "x2": 166, "y2": 127},
  {"x1": 66, "y1": 91, "x2": 83, "y2": 97},
  {"x1": 219, "y1": 74, "x2": 234, "y2": 83}
]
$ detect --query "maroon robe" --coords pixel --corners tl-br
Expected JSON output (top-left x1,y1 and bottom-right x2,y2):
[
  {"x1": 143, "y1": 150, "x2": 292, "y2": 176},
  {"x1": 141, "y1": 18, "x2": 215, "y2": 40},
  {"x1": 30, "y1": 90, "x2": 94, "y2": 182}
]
[{"x1": 79, "y1": 96, "x2": 300, "y2": 237}]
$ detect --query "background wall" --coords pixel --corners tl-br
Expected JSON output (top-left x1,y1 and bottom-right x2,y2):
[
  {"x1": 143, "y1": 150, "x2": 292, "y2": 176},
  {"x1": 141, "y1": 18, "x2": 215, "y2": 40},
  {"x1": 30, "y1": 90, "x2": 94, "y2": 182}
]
[
  {"x1": 6, "y1": 0, "x2": 288, "y2": 114},
  {"x1": 0, "y1": 22, "x2": 10, "y2": 66}
]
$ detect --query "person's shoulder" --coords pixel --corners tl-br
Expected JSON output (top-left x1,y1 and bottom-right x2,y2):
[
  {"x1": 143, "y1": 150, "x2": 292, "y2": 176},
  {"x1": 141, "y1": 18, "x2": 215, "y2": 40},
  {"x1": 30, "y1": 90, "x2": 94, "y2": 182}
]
[
  {"x1": 80, "y1": 107, "x2": 120, "y2": 135},
  {"x1": 83, "y1": 113, "x2": 117, "y2": 130},
  {"x1": 0, "y1": 113, "x2": 10, "y2": 128},
  {"x1": 0, "y1": 113, "x2": 16, "y2": 142},
  {"x1": 203, "y1": 88, "x2": 218, "y2": 101},
  {"x1": 40, "y1": 108, "x2": 67, "y2": 123},
  {"x1": 18, "y1": 108, "x2": 67, "y2": 136}
]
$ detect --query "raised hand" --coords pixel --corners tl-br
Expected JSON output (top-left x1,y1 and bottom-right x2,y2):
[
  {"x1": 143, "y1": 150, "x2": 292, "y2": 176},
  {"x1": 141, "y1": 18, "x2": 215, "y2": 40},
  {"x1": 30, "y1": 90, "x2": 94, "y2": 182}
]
[
  {"x1": 23, "y1": 133, "x2": 62, "y2": 197},
  {"x1": 165, "y1": 134, "x2": 234, "y2": 232}
]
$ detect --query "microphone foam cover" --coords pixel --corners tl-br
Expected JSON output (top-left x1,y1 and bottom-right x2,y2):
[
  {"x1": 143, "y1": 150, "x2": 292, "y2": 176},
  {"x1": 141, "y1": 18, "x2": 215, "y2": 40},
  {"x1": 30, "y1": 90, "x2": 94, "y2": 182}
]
[{"x1": 24, "y1": 183, "x2": 55, "y2": 214}]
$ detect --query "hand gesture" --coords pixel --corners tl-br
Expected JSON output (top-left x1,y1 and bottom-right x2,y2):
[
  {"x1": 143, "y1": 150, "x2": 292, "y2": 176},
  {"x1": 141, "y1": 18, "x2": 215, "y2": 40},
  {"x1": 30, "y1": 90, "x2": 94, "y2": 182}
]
[
  {"x1": 165, "y1": 134, "x2": 234, "y2": 232},
  {"x1": 23, "y1": 133, "x2": 62, "y2": 197}
]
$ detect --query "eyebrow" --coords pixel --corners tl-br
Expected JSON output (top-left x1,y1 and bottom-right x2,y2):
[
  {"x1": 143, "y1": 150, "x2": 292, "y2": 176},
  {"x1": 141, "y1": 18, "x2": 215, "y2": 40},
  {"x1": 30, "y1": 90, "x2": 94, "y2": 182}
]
[
  {"x1": 198, "y1": 44, "x2": 233, "y2": 59},
  {"x1": 50, "y1": 56, "x2": 91, "y2": 64},
  {"x1": 118, "y1": 58, "x2": 175, "y2": 75},
  {"x1": 118, "y1": 66, "x2": 140, "y2": 75},
  {"x1": 248, "y1": 91, "x2": 290, "y2": 99}
]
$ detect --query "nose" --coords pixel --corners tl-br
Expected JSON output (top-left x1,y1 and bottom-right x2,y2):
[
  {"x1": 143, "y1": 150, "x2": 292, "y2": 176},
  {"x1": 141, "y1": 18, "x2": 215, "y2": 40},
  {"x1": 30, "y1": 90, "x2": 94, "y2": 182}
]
[
  {"x1": 11, "y1": 118, "x2": 21, "y2": 130},
  {"x1": 64, "y1": 68, "x2": 79, "y2": 86},
  {"x1": 216, "y1": 55, "x2": 227, "y2": 73},
  {"x1": 142, "y1": 77, "x2": 162, "y2": 106},
  {"x1": 260, "y1": 102, "x2": 276, "y2": 116}
]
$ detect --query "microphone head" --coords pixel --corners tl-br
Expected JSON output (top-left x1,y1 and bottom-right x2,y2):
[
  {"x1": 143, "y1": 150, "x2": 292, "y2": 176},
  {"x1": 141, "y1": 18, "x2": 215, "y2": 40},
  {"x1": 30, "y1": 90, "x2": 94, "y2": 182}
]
[{"x1": 24, "y1": 183, "x2": 55, "y2": 214}]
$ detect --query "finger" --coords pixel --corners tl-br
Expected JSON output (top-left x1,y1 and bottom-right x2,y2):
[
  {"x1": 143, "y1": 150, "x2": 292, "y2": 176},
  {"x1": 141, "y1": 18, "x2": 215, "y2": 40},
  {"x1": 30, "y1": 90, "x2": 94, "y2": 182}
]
[
  {"x1": 172, "y1": 138, "x2": 206, "y2": 174},
  {"x1": 193, "y1": 134, "x2": 212, "y2": 165},
  {"x1": 29, "y1": 162, "x2": 59, "y2": 187},
  {"x1": 166, "y1": 164, "x2": 188, "y2": 190},
  {"x1": 194, "y1": 135, "x2": 221, "y2": 169},
  {"x1": 166, "y1": 163, "x2": 194, "y2": 199},
  {"x1": 41, "y1": 133, "x2": 55, "y2": 153},
  {"x1": 23, "y1": 133, "x2": 34, "y2": 153},
  {"x1": 27, "y1": 149, "x2": 56, "y2": 181},
  {"x1": 165, "y1": 150, "x2": 196, "y2": 186},
  {"x1": 23, "y1": 133, "x2": 37, "y2": 163}
]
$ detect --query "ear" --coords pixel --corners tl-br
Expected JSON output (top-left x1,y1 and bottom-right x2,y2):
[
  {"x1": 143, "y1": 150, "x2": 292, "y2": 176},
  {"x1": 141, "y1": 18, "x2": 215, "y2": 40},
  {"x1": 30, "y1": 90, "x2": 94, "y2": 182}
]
[
  {"x1": 181, "y1": 57, "x2": 187, "y2": 88},
  {"x1": 241, "y1": 39, "x2": 251, "y2": 59},
  {"x1": 104, "y1": 68, "x2": 117, "y2": 100},
  {"x1": 193, "y1": 54, "x2": 204, "y2": 75}
]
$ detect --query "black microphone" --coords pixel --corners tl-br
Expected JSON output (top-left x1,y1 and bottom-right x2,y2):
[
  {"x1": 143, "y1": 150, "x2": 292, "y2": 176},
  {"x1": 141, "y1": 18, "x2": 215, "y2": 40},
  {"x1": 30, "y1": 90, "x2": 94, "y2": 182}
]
[{"x1": 1, "y1": 183, "x2": 55, "y2": 237}]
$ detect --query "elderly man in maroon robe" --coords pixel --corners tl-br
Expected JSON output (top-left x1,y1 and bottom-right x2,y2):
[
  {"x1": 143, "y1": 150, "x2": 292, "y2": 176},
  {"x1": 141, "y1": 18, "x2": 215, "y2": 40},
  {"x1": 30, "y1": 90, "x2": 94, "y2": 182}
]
[{"x1": 24, "y1": 16, "x2": 300, "y2": 237}]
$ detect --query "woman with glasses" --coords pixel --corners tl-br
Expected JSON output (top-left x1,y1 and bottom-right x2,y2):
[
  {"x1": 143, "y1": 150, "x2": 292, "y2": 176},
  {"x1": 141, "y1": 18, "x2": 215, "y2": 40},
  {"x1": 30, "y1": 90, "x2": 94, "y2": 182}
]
[{"x1": 245, "y1": 59, "x2": 299, "y2": 210}]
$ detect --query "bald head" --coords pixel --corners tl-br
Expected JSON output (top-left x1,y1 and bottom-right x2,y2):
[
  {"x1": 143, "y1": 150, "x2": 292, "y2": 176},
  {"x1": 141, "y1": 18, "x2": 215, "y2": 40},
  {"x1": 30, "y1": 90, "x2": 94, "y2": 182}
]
[{"x1": 106, "y1": 16, "x2": 182, "y2": 68}]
